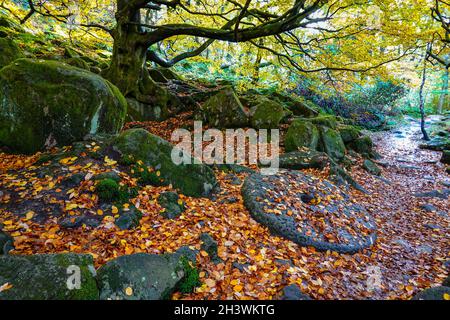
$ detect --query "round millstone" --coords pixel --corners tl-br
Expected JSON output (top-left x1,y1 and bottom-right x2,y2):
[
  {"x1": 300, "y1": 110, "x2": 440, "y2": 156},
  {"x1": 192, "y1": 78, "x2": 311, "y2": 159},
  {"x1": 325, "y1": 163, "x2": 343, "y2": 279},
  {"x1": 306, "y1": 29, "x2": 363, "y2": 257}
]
[{"x1": 242, "y1": 170, "x2": 377, "y2": 254}]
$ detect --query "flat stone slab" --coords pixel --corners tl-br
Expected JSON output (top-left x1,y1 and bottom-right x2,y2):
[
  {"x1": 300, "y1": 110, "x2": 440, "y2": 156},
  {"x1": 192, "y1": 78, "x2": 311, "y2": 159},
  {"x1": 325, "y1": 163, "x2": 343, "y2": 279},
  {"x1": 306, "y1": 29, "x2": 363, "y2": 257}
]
[{"x1": 242, "y1": 170, "x2": 377, "y2": 254}]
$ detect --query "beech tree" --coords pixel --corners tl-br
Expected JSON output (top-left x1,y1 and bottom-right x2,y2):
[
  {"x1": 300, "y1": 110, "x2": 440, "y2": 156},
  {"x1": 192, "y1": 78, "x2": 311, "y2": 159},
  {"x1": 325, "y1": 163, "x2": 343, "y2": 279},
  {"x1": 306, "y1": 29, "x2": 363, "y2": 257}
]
[{"x1": 1, "y1": 0, "x2": 419, "y2": 114}]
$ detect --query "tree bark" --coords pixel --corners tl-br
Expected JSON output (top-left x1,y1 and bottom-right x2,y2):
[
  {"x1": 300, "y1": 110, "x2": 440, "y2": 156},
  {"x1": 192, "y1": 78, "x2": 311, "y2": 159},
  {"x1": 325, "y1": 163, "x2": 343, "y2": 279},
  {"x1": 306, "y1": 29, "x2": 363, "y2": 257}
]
[
  {"x1": 104, "y1": 1, "x2": 169, "y2": 119},
  {"x1": 419, "y1": 49, "x2": 430, "y2": 141}
]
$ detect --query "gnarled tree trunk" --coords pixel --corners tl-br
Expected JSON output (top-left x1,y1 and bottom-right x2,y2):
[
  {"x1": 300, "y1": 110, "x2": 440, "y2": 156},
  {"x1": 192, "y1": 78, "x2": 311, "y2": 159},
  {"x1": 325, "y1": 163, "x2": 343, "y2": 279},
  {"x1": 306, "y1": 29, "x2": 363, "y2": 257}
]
[{"x1": 105, "y1": 2, "x2": 170, "y2": 120}]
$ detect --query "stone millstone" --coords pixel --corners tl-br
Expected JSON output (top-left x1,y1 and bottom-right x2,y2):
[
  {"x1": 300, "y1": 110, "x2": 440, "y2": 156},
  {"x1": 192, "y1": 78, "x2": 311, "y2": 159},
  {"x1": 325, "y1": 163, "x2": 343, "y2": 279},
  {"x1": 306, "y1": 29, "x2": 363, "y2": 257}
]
[{"x1": 242, "y1": 170, "x2": 377, "y2": 254}]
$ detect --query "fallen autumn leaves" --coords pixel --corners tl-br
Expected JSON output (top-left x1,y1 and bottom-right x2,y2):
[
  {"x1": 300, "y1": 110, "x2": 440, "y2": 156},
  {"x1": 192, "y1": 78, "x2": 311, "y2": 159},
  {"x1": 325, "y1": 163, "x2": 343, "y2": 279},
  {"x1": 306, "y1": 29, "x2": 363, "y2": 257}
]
[{"x1": 0, "y1": 117, "x2": 449, "y2": 300}]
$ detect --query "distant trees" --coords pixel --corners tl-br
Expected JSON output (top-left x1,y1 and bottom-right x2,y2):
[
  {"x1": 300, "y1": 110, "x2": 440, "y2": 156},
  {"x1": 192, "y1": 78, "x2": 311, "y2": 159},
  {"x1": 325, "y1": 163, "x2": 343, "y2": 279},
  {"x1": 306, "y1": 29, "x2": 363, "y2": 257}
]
[{"x1": 428, "y1": 0, "x2": 450, "y2": 114}]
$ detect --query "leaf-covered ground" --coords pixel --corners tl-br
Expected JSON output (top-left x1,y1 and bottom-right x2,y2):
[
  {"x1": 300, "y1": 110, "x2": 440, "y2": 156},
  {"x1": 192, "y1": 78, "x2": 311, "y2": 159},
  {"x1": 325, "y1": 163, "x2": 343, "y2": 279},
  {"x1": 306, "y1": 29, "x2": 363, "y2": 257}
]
[{"x1": 0, "y1": 116, "x2": 448, "y2": 300}]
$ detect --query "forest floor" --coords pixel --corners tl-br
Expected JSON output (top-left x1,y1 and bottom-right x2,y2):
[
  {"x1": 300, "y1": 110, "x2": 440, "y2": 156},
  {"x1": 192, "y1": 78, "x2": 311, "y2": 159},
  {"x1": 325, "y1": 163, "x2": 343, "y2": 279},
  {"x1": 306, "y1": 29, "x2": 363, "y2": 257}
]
[{"x1": 0, "y1": 116, "x2": 448, "y2": 300}]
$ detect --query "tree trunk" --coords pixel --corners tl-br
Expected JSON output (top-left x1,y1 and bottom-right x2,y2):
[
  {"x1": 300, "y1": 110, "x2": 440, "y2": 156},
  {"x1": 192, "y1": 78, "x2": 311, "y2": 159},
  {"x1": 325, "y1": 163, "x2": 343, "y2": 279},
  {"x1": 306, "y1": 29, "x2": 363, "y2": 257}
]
[
  {"x1": 437, "y1": 68, "x2": 449, "y2": 114},
  {"x1": 104, "y1": 3, "x2": 170, "y2": 120},
  {"x1": 419, "y1": 51, "x2": 430, "y2": 141},
  {"x1": 252, "y1": 40, "x2": 264, "y2": 84}
]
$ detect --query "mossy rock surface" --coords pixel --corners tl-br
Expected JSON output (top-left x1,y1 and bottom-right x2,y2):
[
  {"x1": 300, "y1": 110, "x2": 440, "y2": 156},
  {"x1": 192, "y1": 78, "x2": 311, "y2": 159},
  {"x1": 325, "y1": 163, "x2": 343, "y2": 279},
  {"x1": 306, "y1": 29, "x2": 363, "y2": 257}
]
[
  {"x1": 250, "y1": 97, "x2": 286, "y2": 129},
  {"x1": 200, "y1": 87, "x2": 249, "y2": 128},
  {"x1": 279, "y1": 150, "x2": 330, "y2": 170},
  {"x1": 285, "y1": 120, "x2": 320, "y2": 152},
  {"x1": 65, "y1": 57, "x2": 91, "y2": 70},
  {"x1": 338, "y1": 125, "x2": 362, "y2": 143},
  {"x1": 113, "y1": 129, "x2": 217, "y2": 197},
  {"x1": 255, "y1": 91, "x2": 319, "y2": 118},
  {"x1": 363, "y1": 159, "x2": 382, "y2": 176},
  {"x1": 309, "y1": 115, "x2": 338, "y2": 129},
  {"x1": 284, "y1": 97, "x2": 319, "y2": 118},
  {"x1": 412, "y1": 286, "x2": 450, "y2": 300},
  {"x1": 0, "y1": 37, "x2": 24, "y2": 68},
  {"x1": 420, "y1": 137, "x2": 450, "y2": 151},
  {"x1": 158, "y1": 192, "x2": 185, "y2": 219},
  {"x1": 0, "y1": 253, "x2": 98, "y2": 300},
  {"x1": 319, "y1": 126, "x2": 346, "y2": 161},
  {"x1": 97, "y1": 250, "x2": 195, "y2": 300},
  {"x1": 115, "y1": 205, "x2": 143, "y2": 230},
  {"x1": 0, "y1": 59, "x2": 127, "y2": 154},
  {"x1": 348, "y1": 136, "x2": 374, "y2": 157}
]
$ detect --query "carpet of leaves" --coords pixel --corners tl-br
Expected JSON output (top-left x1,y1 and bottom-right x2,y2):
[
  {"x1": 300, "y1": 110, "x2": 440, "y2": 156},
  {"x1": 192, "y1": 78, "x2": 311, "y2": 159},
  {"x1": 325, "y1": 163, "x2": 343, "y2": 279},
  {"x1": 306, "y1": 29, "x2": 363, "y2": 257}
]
[{"x1": 0, "y1": 117, "x2": 448, "y2": 300}]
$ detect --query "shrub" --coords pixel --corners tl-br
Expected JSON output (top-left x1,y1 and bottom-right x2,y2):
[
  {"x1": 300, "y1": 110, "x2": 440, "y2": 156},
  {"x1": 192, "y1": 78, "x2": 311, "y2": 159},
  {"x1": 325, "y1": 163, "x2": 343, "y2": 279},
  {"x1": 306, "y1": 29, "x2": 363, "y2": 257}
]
[
  {"x1": 177, "y1": 257, "x2": 201, "y2": 294},
  {"x1": 95, "y1": 179, "x2": 138, "y2": 203},
  {"x1": 95, "y1": 179, "x2": 120, "y2": 202}
]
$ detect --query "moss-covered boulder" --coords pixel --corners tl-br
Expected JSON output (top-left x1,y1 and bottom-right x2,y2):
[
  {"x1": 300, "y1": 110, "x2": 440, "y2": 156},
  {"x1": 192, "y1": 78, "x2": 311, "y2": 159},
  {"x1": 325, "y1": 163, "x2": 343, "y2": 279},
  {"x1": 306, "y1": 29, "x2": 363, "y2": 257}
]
[
  {"x1": 441, "y1": 150, "x2": 450, "y2": 165},
  {"x1": 0, "y1": 59, "x2": 127, "y2": 154},
  {"x1": 338, "y1": 125, "x2": 362, "y2": 143},
  {"x1": 115, "y1": 205, "x2": 143, "y2": 230},
  {"x1": 0, "y1": 253, "x2": 98, "y2": 300},
  {"x1": 310, "y1": 115, "x2": 338, "y2": 129},
  {"x1": 262, "y1": 91, "x2": 319, "y2": 117},
  {"x1": 285, "y1": 120, "x2": 320, "y2": 152},
  {"x1": 319, "y1": 126, "x2": 346, "y2": 161},
  {"x1": 412, "y1": 286, "x2": 450, "y2": 300},
  {"x1": 200, "y1": 88, "x2": 249, "y2": 128},
  {"x1": 363, "y1": 159, "x2": 382, "y2": 176},
  {"x1": 348, "y1": 136, "x2": 374, "y2": 157},
  {"x1": 97, "y1": 250, "x2": 197, "y2": 300},
  {"x1": 0, "y1": 37, "x2": 24, "y2": 68},
  {"x1": 420, "y1": 137, "x2": 450, "y2": 151},
  {"x1": 279, "y1": 150, "x2": 330, "y2": 170},
  {"x1": 286, "y1": 97, "x2": 319, "y2": 118},
  {"x1": 250, "y1": 97, "x2": 286, "y2": 129},
  {"x1": 65, "y1": 57, "x2": 91, "y2": 70},
  {"x1": 158, "y1": 192, "x2": 185, "y2": 219},
  {"x1": 113, "y1": 129, "x2": 217, "y2": 197}
]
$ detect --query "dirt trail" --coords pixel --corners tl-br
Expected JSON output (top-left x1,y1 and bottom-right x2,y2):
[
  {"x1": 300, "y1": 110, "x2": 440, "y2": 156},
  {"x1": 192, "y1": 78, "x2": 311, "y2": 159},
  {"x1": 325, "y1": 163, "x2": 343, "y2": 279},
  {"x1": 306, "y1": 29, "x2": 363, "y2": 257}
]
[{"x1": 348, "y1": 116, "x2": 449, "y2": 299}]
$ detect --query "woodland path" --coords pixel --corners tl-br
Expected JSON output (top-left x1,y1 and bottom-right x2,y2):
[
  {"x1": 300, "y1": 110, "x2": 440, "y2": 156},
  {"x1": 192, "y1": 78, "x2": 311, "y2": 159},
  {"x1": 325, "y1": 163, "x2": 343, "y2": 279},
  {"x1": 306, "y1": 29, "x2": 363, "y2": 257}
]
[{"x1": 345, "y1": 115, "x2": 449, "y2": 299}]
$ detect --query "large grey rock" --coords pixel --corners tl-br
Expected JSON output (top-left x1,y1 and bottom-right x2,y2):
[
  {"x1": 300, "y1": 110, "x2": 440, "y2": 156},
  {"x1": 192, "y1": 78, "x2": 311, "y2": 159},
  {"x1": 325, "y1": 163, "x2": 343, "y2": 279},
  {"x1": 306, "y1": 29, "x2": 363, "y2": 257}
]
[
  {"x1": 319, "y1": 126, "x2": 346, "y2": 161},
  {"x1": 363, "y1": 159, "x2": 382, "y2": 176},
  {"x1": 113, "y1": 129, "x2": 217, "y2": 197},
  {"x1": 0, "y1": 59, "x2": 127, "y2": 154},
  {"x1": 250, "y1": 97, "x2": 286, "y2": 129},
  {"x1": 0, "y1": 253, "x2": 98, "y2": 300},
  {"x1": 279, "y1": 150, "x2": 330, "y2": 170},
  {"x1": 200, "y1": 88, "x2": 249, "y2": 128},
  {"x1": 158, "y1": 191, "x2": 185, "y2": 219},
  {"x1": 338, "y1": 125, "x2": 362, "y2": 143},
  {"x1": 278, "y1": 284, "x2": 312, "y2": 300},
  {"x1": 285, "y1": 120, "x2": 320, "y2": 152},
  {"x1": 412, "y1": 286, "x2": 450, "y2": 300},
  {"x1": 97, "y1": 251, "x2": 195, "y2": 300}
]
